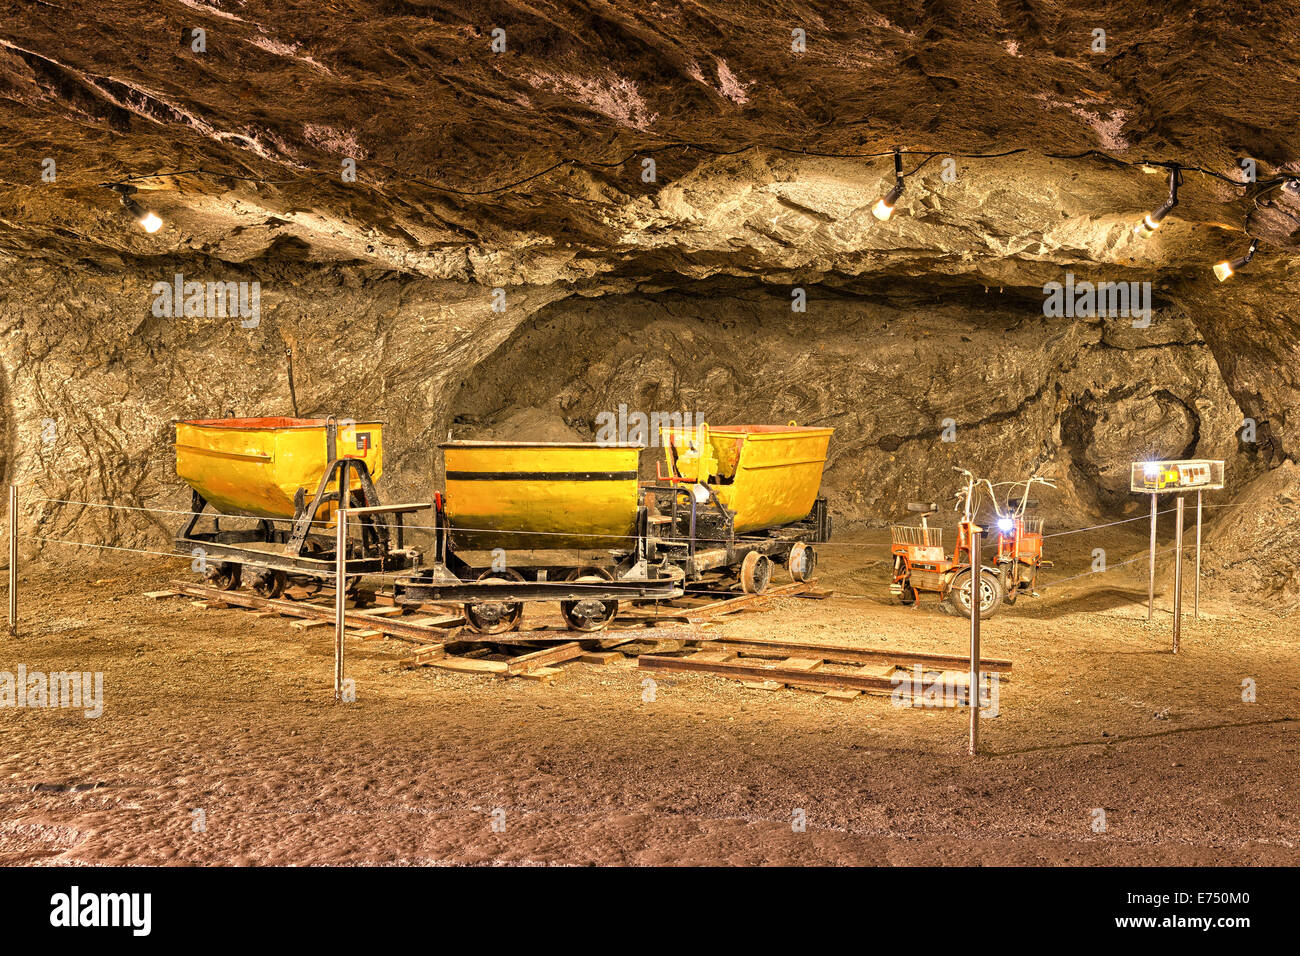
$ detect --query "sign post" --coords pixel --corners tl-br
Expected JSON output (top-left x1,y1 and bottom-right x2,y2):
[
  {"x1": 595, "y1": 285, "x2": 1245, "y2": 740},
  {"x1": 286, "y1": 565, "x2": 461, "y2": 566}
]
[
  {"x1": 1147, "y1": 493, "x2": 1157, "y2": 622},
  {"x1": 1194, "y1": 490, "x2": 1203, "y2": 619},
  {"x1": 1130, "y1": 459, "x2": 1224, "y2": 649},
  {"x1": 968, "y1": 527, "x2": 981, "y2": 757}
]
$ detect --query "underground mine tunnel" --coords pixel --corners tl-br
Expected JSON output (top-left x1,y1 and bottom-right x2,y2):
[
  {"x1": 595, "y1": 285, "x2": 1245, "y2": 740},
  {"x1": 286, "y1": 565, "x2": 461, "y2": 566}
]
[{"x1": 0, "y1": 1, "x2": 1298, "y2": 882}]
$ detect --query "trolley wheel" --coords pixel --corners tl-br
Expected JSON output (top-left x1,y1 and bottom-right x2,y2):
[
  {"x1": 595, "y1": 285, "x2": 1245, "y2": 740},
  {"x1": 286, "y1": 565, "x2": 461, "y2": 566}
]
[
  {"x1": 463, "y1": 568, "x2": 525, "y2": 635},
  {"x1": 740, "y1": 551, "x2": 772, "y2": 595},
  {"x1": 204, "y1": 562, "x2": 242, "y2": 591},
  {"x1": 787, "y1": 542, "x2": 816, "y2": 583},
  {"x1": 251, "y1": 569, "x2": 287, "y2": 599},
  {"x1": 945, "y1": 569, "x2": 1004, "y2": 619},
  {"x1": 295, "y1": 578, "x2": 323, "y2": 598},
  {"x1": 1000, "y1": 565, "x2": 1019, "y2": 606},
  {"x1": 560, "y1": 567, "x2": 618, "y2": 633},
  {"x1": 896, "y1": 579, "x2": 917, "y2": 606}
]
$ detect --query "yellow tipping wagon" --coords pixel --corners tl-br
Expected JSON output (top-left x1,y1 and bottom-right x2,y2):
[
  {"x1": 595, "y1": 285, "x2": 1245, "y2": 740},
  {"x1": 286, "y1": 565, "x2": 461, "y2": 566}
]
[
  {"x1": 176, "y1": 416, "x2": 382, "y2": 520},
  {"x1": 394, "y1": 425, "x2": 835, "y2": 634},
  {"x1": 396, "y1": 440, "x2": 681, "y2": 634},
  {"x1": 174, "y1": 416, "x2": 425, "y2": 597},
  {"x1": 648, "y1": 423, "x2": 834, "y2": 592},
  {"x1": 658, "y1": 424, "x2": 833, "y2": 533}
]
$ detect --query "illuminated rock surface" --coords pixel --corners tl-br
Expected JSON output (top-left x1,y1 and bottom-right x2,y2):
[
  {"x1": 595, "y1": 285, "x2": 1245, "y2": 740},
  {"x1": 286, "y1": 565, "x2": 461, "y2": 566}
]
[{"x1": 0, "y1": 2, "x2": 1297, "y2": 599}]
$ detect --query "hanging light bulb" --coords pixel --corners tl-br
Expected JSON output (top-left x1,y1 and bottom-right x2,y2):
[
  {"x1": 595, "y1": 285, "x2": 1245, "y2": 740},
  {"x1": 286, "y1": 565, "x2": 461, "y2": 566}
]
[
  {"x1": 1134, "y1": 167, "x2": 1180, "y2": 238},
  {"x1": 104, "y1": 183, "x2": 164, "y2": 233},
  {"x1": 137, "y1": 210, "x2": 164, "y2": 233},
  {"x1": 872, "y1": 149, "x2": 905, "y2": 221},
  {"x1": 1213, "y1": 238, "x2": 1259, "y2": 281}
]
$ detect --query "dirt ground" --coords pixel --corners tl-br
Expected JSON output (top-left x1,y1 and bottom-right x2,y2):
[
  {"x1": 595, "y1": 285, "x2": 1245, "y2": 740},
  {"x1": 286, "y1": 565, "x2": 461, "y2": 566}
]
[{"x1": 1, "y1": 524, "x2": 1296, "y2": 866}]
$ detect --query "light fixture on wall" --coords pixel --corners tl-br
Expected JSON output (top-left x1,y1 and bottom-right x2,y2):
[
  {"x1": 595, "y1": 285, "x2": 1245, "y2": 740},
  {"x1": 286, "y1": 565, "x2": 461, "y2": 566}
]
[
  {"x1": 104, "y1": 183, "x2": 164, "y2": 233},
  {"x1": 1213, "y1": 238, "x2": 1259, "y2": 281},
  {"x1": 1134, "y1": 167, "x2": 1180, "y2": 238},
  {"x1": 872, "y1": 149, "x2": 905, "y2": 221}
]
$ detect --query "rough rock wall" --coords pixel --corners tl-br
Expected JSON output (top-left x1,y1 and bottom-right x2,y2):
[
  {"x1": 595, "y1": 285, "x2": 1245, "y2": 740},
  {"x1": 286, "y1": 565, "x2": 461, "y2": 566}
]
[
  {"x1": 448, "y1": 282, "x2": 1257, "y2": 526},
  {"x1": 2, "y1": 254, "x2": 1260, "y2": 551},
  {"x1": 0, "y1": 262, "x2": 567, "y2": 551},
  {"x1": 1203, "y1": 461, "x2": 1300, "y2": 613}
]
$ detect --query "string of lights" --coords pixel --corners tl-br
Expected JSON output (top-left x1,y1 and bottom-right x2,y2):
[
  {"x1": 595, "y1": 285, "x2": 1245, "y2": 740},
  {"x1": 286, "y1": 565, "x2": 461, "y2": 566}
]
[{"x1": 91, "y1": 137, "x2": 1298, "y2": 281}]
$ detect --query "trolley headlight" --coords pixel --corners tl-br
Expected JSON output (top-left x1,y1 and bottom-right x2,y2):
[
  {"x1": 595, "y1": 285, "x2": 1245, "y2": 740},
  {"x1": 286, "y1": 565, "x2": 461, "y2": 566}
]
[
  {"x1": 997, "y1": 517, "x2": 1014, "y2": 533},
  {"x1": 692, "y1": 483, "x2": 710, "y2": 504}
]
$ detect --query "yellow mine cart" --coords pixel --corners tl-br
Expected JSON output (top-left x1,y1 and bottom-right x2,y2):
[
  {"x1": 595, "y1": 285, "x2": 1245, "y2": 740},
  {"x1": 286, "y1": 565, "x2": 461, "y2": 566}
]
[
  {"x1": 174, "y1": 416, "x2": 422, "y2": 598},
  {"x1": 176, "y1": 416, "x2": 383, "y2": 518},
  {"x1": 647, "y1": 423, "x2": 834, "y2": 593},
  {"x1": 659, "y1": 424, "x2": 834, "y2": 533},
  {"x1": 442, "y1": 441, "x2": 641, "y2": 551}
]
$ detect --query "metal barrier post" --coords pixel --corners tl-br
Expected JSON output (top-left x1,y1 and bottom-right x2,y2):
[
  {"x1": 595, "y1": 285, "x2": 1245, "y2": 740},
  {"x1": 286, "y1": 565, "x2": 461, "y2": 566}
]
[
  {"x1": 334, "y1": 463, "x2": 348, "y2": 700},
  {"x1": 7, "y1": 484, "x2": 16, "y2": 637},
  {"x1": 1147, "y1": 493, "x2": 1157, "y2": 622},
  {"x1": 1173, "y1": 496, "x2": 1184, "y2": 654},
  {"x1": 1194, "y1": 490, "x2": 1202, "y2": 620},
  {"x1": 968, "y1": 527, "x2": 981, "y2": 756}
]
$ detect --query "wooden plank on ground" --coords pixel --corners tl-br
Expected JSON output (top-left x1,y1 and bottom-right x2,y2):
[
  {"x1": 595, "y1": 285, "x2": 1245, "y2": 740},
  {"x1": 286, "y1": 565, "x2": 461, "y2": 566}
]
[
  {"x1": 579, "y1": 651, "x2": 624, "y2": 666},
  {"x1": 823, "y1": 689, "x2": 861, "y2": 701},
  {"x1": 400, "y1": 645, "x2": 448, "y2": 667},
  {"x1": 144, "y1": 589, "x2": 180, "y2": 599},
  {"x1": 684, "y1": 582, "x2": 809, "y2": 619},
  {"x1": 780, "y1": 657, "x2": 824, "y2": 672},
  {"x1": 400, "y1": 614, "x2": 464, "y2": 628},
  {"x1": 638, "y1": 653, "x2": 963, "y2": 698},
  {"x1": 356, "y1": 606, "x2": 404, "y2": 618},
  {"x1": 515, "y1": 666, "x2": 563, "y2": 682},
  {"x1": 505, "y1": 641, "x2": 583, "y2": 676},
  {"x1": 168, "y1": 581, "x2": 460, "y2": 645},
  {"x1": 425, "y1": 656, "x2": 509, "y2": 675},
  {"x1": 711, "y1": 636, "x2": 1012, "y2": 673}
]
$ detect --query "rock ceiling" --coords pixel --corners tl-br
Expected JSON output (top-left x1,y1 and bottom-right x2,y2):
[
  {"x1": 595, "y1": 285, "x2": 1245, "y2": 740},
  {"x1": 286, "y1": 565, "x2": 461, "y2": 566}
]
[{"x1": 2, "y1": 1, "x2": 1298, "y2": 275}]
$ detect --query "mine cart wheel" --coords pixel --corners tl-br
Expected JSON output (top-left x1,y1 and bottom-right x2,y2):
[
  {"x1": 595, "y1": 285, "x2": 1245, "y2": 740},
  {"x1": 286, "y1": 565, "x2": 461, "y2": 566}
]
[
  {"x1": 295, "y1": 578, "x2": 323, "y2": 598},
  {"x1": 946, "y1": 569, "x2": 1004, "y2": 619},
  {"x1": 251, "y1": 569, "x2": 287, "y2": 599},
  {"x1": 204, "y1": 561, "x2": 242, "y2": 591},
  {"x1": 560, "y1": 567, "x2": 619, "y2": 633},
  {"x1": 464, "y1": 569, "x2": 525, "y2": 635},
  {"x1": 740, "y1": 552, "x2": 772, "y2": 595},
  {"x1": 787, "y1": 542, "x2": 816, "y2": 583}
]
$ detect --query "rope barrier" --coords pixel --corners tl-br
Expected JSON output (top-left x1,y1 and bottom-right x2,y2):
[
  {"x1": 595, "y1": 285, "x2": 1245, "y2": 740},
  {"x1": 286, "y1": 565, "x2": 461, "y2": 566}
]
[
  {"x1": 1037, "y1": 544, "x2": 1186, "y2": 592},
  {"x1": 17, "y1": 522, "x2": 1204, "y2": 599},
  {"x1": 22, "y1": 493, "x2": 1231, "y2": 548},
  {"x1": 19, "y1": 533, "x2": 190, "y2": 561}
]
